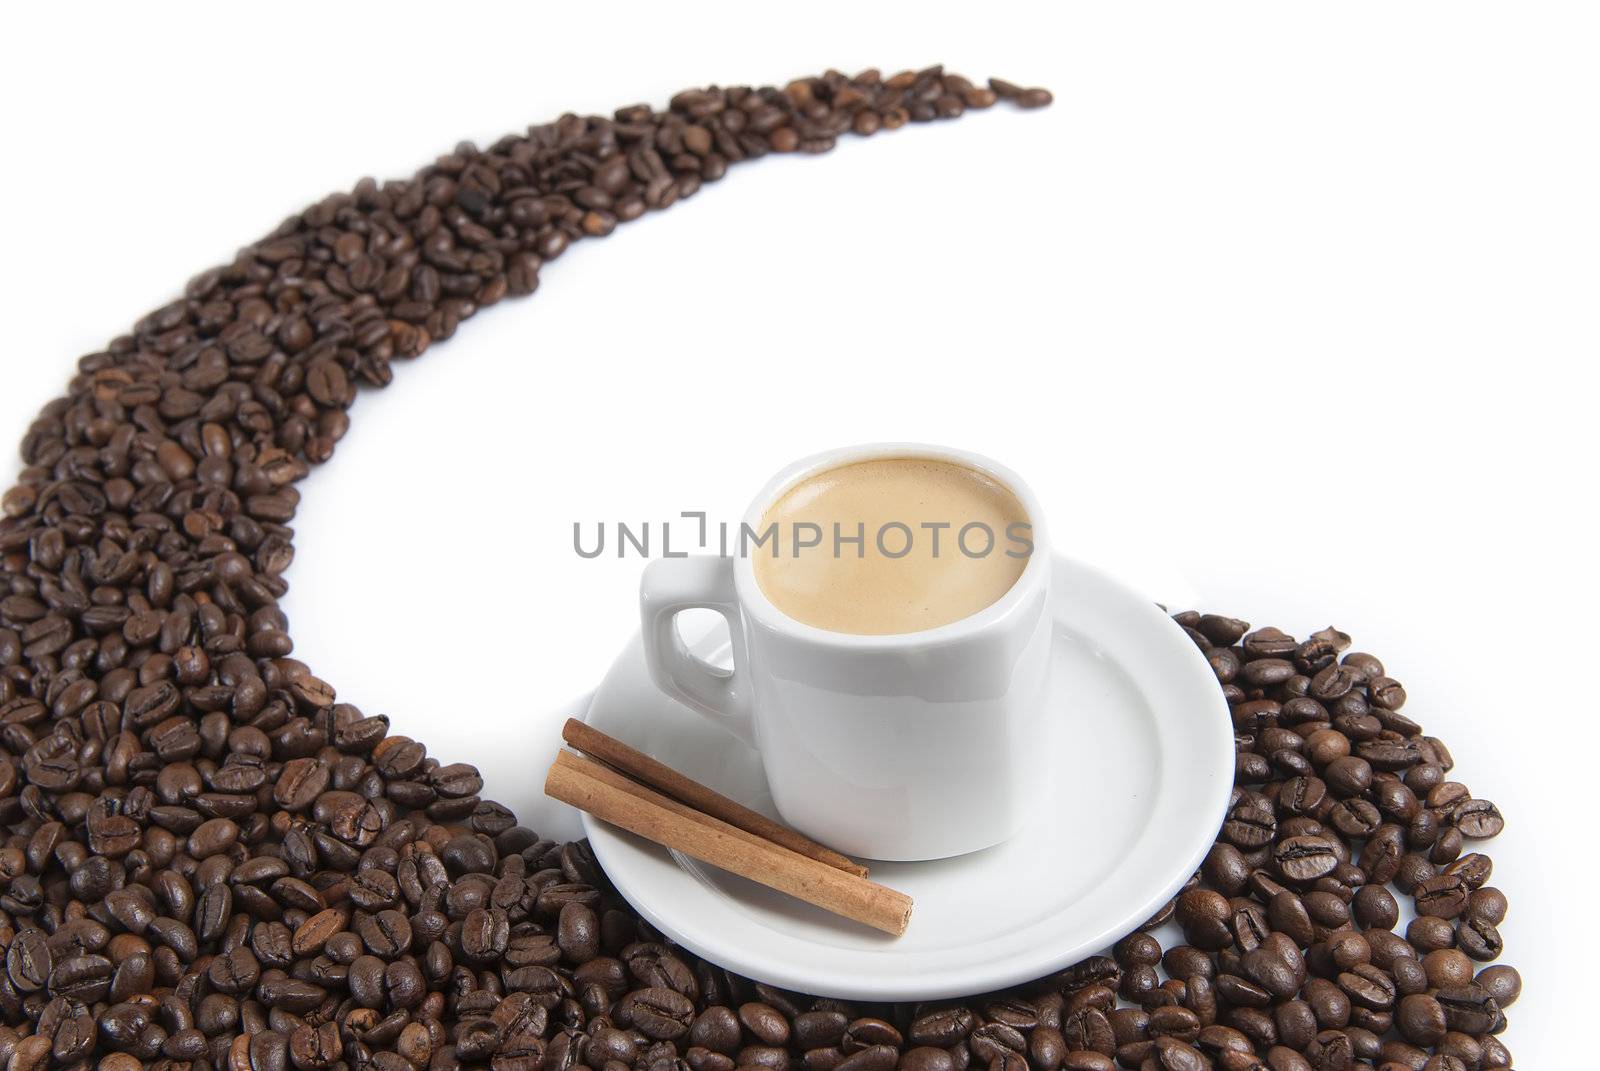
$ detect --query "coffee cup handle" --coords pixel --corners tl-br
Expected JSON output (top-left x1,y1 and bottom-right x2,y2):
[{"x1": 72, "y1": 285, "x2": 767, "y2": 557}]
[{"x1": 639, "y1": 556, "x2": 756, "y2": 747}]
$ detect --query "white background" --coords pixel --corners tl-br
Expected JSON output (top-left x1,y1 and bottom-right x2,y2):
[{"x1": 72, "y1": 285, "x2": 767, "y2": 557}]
[{"x1": 4, "y1": 2, "x2": 1595, "y2": 1062}]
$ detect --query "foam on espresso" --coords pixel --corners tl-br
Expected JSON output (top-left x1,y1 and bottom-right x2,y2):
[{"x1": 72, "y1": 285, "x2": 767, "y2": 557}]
[{"x1": 753, "y1": 458, "x2": 1031, "y2": 635}]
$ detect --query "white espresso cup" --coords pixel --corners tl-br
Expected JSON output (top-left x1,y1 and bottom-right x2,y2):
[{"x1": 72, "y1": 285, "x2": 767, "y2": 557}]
[{"x1": 639, "y1": 443, "x2": 1053, "y2": 861}]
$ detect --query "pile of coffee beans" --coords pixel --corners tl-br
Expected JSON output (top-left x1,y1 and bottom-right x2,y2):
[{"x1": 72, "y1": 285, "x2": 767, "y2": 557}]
[
  {"x1": 1145, "y1": 616, "x2": 1518, "y2": 1070},
  {"x1": 0, "y1": 63, "x2": 1515, "y2": 1071}
]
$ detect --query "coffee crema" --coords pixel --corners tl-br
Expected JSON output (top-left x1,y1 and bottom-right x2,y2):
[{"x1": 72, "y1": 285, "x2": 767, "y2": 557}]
[{"x1": 753, "y1": 458, "x2": 1031, "y2": 635}]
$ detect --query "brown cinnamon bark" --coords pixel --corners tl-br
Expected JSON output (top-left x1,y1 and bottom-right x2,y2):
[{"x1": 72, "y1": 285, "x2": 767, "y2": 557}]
[
  {"x1": 545, "y1": 751, "x2": 911, "y2": 936},
  {"x1": 561, "y1": 717, "x2": 869, "y2": 877}
]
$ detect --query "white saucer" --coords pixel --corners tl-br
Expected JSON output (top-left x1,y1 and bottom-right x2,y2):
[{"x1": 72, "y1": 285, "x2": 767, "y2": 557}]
[{"x1": 578, "y1": 555, "x2": 1232, "y2": 1000}]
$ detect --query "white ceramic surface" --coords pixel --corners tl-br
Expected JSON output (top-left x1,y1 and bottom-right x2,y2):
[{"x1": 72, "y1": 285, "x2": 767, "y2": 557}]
[
  {"x1": 584, "y1": 554, "x2": 1233, "y2": 1000},
  {"x1": 640, "y1": 443, "x2": 1055, "y2": 861}
]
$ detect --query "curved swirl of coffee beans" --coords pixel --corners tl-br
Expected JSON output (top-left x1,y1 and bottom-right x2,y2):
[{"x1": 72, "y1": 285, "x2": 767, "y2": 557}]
[{"x1": 0, "y1": 65, "x2": 1515, "y2": 1071}]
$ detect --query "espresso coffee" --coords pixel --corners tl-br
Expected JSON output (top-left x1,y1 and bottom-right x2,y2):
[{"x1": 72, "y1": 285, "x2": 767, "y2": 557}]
[{"x1": 753, "y1": 457, "x2": 1032, "y2": 634}]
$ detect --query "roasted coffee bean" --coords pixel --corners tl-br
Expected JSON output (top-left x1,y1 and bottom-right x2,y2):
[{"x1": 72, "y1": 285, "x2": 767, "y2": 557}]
[
  {"x1": 969, "y1": 1022, "x2": 1026, "y2": 1063},
  {"x1": 1396, "y1": 994, "x2": 1448, "y2": 1047},
  {"x1": 208, "y1": 945, "x2": 261, "y2": 995},
  {"x1": 1242, "y1": 658, "x2": 1297, "y2": 687},
  {"x1": 357, "y1": 909, "x2": 413, "y2": 957},
  {"x1": 1350, "y1": 885, "x2": 1399, "y2": 931},
  {"x1": 1455, "y1": 918, "x2": 1503, "y2": 961},
  {"x1": 1337, "y1": 963, "x2": 1396, "y2": 1010},
  {"x1": 1414, "y1": 875, "x2": 1469, "y2": 919},
  {"x1": 1480, "y1": 1035, "x2": 1514, "y2": 1069},
  {"x1": 1197, "y1": 616, "x2": 1250, "y2": 646},
  {"x1": 902, "y1": 1048, "x2": 957, "y2": 1071},
  {"x1": 1176, "y1": 889, "x2": 1233, "y2": 949},
  {"x1": 1435, "y1": 986, "x2": 1501, "y2": 1035},
  {"x1": 558, "y1": 901, "x2": 600, "y2": 964},
  {"x1": 623, "y1": 986, "x2": 695, "y2": 1040},
  {"x1": 1407, "y1": 916, "x2": 1457, "y2": 954},
  {"x1": 1273, "y1": 836, "x2": 1339, "y2": 884},
  {"x1": 1244, "y1": 628, "x2": 1298, "y2": 659},
  {"x1": 1060, "y1": 1054, "x2": 1114, "y2": 1071},
  {"x1": 1119, "y1": 964, "x2": 1160, "y2": 1004},
  {"x1": 1368, "y1": 933, "x2": 1423, "y2": 980},
  {"x1": 795, "y1": 1010, "x2": 850, "y2": 1050},
  {"x1": 1147, "y1": 1007, "x2": 1201, "y2": 1043},
  {"x1": 1115, "y1": 932, "x2": 1163, "y2": 968},
  {"x1": 1060, "y1": 1008, "x2": 1114, "y2": 1056},
  {"x1": 292, "y1": 906, "x2": 348, "y2": 956},
  {"x1": 461, "y1": 906, "x2": 510, "y2": 963},
  {"x1": 741, "y1": 1002, "x2": 792, "y2": 1046},
  {"x1": 1323, "y1": 756, "x2": 1373, "y2": 798},
  {"x1": 1310, "y1": 665, "x2": 1360, "y2": 702},
  {"x1": 6, "y1": 930, "x2": 51, "y2": 992},
  {"x1": 1241, "y1": 947, "x2": 1302, "y2": 1000},
  {"x1": 47, "y1": 954, "x2": 113, "y2": 1002},
  {"x1": 985, "y1": 997, "x2": 1038, "y2": 1031},
  {"x1": 1222, "y1": 798, "x2": 1278, "y2": 850},
  {"x1": 908, "y1": 1007, "x2": 975, "y2": 1048},
  {"x1": 1394, "y1": 852, "x2": 1438, "y2": 895},
  {"x1": 1446, "y1": 852, "x2": 1492, "y2": 889},
  {"x1": 836, "y1": 1045, "x2": 898, "y2": 1071},
  {"x1": 1302, "y1": 977, "x2": 1351, "y2": 1031},
  {"x1": 1391, "y1": 954, "x2": 1428, "y2": 999},
  {"x1": 1429, "y1": 826, "x2": 1463, "y2": 864},
  {"x1": 1452, "y1": 800, "x2": 1504, "y2": 839},
  {"x1": 1475, "y1": 964, "x2": 1521, "y2": 1008}
]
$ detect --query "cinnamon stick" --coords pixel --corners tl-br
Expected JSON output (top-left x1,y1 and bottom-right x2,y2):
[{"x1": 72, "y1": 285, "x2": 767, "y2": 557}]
[
  {"x1": 554, "y1": 750, "x2": 808, "y2": 864},
  {"x1": 562, "y1": 717, "x2": 869, "y2": 878},
  {"x1": 545, "y1": 753, "x2": 912, "y2": 936}
]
